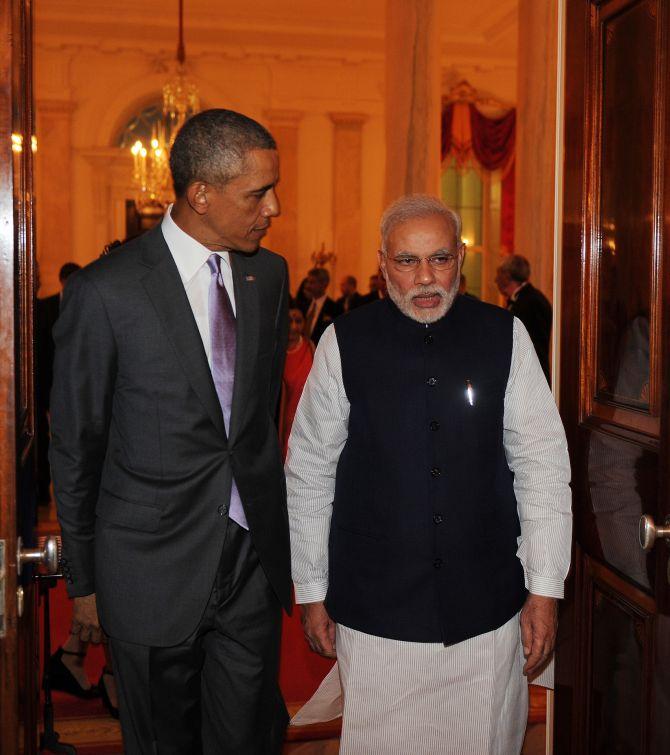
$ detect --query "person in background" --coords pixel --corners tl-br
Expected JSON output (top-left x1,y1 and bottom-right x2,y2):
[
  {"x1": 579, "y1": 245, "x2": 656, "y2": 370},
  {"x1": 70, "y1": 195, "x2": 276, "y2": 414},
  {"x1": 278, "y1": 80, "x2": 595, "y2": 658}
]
[
  {"x1": 294, "y1": 276, "x2": 311, "y2": 315},
  {"x1": 459, "y1": 272, "x2": 479, "y2": 300},
  {"x1": 42, "y1": 258, "x2": 117, "y2": 717},
  {"x1": 362, "y1": 272, "x2": 381, "y2": 304},
  {"x1": 279, "y1": 306, "x2": 314, "y2": 459},
  {"x1": 304, "y1": 267, "x2": 339, "y2": 346},
  {"x1": 35, "y1": 262, "x2": 81, "y2": 506},
  {"x1": 48, "y1": 627, "x2": 119, "y2": 718},
  {"x1": 336, "y1": 275, "x2": 363, "y2": 314},
  {"x1": 495, "y1": 254, "x2": 552, "y2": 383},
  {"x1": 362, "y1": 270, "x2": 388, "y2": 304}
]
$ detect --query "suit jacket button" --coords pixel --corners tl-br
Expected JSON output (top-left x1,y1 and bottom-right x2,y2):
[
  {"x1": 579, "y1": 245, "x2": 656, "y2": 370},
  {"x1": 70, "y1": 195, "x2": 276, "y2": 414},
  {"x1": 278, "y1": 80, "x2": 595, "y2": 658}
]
[
  {"x1": 433, "y1": 558, "x2": 443, "y2": 569},
  {"x1": 430, "y1": 467, "x2": 441, "y2": 478},
  {"x1": 427, "y1": 377, "x2": 437, "y2": 386},
  {"x1": 217, "y1": 504, "x2": 228, "y2": 517},
  {"x1": 429, "y1": 421, "x2": 440, "y2": 431}
]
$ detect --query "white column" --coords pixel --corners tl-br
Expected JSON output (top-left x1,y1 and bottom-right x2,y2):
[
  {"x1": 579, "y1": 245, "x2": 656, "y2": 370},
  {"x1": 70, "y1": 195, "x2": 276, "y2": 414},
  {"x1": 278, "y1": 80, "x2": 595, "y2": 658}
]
[{"x1": 384, "y1": 0, "x2": 442, "y2": 205}]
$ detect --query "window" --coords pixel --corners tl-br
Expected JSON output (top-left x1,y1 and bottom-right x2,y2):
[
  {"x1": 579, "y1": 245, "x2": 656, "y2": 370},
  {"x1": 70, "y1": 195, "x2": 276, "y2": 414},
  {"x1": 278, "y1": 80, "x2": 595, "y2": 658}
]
[{"x1": 441, "y1": 157, "x2": 501, "y2": 301}]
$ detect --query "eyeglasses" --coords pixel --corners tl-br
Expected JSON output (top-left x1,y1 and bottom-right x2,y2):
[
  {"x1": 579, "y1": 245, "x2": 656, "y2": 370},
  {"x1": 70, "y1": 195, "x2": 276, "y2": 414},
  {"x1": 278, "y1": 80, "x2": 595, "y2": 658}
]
[{"x1": 383, "y1": 248, "x2": 461, "y2": 273}]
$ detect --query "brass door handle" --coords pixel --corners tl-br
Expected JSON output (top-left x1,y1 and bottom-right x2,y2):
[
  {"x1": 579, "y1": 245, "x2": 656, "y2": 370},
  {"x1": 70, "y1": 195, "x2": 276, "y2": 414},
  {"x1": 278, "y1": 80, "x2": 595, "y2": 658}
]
[
  {"x1": 16, "y1": 535, "x2": 60, "y2": 575},
  {"x1": 639, "y1": 515, "x2": 670, "y2": 552}
]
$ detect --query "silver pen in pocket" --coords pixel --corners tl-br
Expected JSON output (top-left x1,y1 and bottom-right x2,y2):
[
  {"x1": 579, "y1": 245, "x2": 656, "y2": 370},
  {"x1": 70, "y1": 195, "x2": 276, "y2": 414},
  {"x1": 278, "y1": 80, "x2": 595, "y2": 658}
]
[{"x1": 465, "y1": 379, "x2": 474, "y2": 406}]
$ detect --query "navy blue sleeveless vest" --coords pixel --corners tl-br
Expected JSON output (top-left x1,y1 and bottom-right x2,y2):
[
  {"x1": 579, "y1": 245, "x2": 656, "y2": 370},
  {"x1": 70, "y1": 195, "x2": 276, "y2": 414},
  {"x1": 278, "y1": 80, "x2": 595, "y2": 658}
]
[{"x1": 328, "y1": 294, "x2": 527, "y2": 645}]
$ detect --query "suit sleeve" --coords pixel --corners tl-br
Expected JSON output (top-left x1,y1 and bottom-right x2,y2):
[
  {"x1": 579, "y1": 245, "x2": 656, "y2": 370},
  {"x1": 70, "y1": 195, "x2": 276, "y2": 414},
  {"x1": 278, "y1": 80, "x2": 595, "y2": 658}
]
[
  {"x1": 49, "y1": 271, "x2": 117, "y2": 598},
  {"x1": 269, "y1": 258, "x2": 289, "y2": 418}
]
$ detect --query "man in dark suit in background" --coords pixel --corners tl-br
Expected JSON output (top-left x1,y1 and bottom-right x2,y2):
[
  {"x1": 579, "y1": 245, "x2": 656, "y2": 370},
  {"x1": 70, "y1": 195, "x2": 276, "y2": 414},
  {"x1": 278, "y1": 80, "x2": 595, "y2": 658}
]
[
  {"x1": 336, "y1": 275, "x2": 363, "y2": 314},
  {"x1": 304, "y1": 266, "x2": 340, "y2": 346},
  {"x1": 50, "y1": 109, "x2": 291, "y2": 754},
  {"x1": 35, "y1": 262, "x2": 81, "y2": 504},
  {"x1": 495, "y1": 254, "x2": 552, "y2": 383},
  {"x1": 361, "y1": 271, "x2": 387, "y2": 304}
]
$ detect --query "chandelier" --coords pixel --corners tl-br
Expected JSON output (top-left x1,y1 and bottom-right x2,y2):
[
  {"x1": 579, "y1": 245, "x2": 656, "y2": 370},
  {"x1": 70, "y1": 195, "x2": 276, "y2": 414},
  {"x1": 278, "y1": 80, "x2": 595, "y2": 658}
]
[{"x1": 130, "y1": 0, "x2": 200, "y2": 214}]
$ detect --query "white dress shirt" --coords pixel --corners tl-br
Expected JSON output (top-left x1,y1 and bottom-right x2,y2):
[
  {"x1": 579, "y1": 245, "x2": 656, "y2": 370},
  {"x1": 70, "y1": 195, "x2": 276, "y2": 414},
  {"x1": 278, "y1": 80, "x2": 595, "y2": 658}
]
[
  {"x1": 161, "y1": 205, "x2": 248, "y2": 530},
  {"x1": 285, "y1": 316, "x2": 572, "y2": 604},
  {"x1": 161, "y1": 205, "x2": 236, "y2": 367}
]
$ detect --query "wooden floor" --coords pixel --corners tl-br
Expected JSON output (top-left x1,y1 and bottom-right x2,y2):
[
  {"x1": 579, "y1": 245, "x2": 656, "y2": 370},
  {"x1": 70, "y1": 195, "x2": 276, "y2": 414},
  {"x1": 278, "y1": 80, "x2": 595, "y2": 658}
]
[
  {"x1": 44, "y1": 702, "x2": 547, "y2": 754},
  {"x1": 44, "y1": 718, "x2": 546, "y2": 754}
]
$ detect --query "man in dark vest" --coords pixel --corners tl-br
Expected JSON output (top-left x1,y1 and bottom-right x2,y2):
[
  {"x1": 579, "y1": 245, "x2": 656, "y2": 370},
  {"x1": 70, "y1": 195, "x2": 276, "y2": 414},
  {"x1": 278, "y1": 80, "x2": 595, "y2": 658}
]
[{"x1": 285, "y1": 195, "x2": 571, "y2": 753}]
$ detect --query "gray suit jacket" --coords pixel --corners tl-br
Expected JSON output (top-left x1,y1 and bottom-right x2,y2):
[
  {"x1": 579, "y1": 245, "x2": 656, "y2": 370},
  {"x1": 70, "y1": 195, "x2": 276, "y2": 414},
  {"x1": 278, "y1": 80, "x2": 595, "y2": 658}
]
[{"x1": 50, "y1": 224, "x2": 290, "y2": 646}]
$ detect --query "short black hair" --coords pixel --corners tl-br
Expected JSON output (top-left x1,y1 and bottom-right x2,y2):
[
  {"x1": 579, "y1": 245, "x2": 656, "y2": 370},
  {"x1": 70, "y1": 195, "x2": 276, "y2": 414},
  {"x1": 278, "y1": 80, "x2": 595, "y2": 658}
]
[
  {"x1": 59, "y1": 262, "x2": 81, "y2": 281},
  {"x1": 169, "y1": 109, "x2": 276, "y2": 197},
  {"x1": 308, "y1": 267, "x2": 330, "y2": 287}
]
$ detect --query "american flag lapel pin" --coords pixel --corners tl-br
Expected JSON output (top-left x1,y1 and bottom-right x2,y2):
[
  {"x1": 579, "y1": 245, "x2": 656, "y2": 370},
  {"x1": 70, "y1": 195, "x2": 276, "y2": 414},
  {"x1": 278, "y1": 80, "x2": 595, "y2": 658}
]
[
  {"x1": 465, "y1": 379, "x2": 475, "y2": 406},
  {"x1": 244, "y1": 274, "x2": 256, "y2": 282}
]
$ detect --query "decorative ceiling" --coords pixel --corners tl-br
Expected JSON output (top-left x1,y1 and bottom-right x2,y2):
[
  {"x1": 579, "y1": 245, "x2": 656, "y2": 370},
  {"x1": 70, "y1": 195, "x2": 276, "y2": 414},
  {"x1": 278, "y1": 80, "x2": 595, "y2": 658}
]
[{"x1": 35, "y1": 0, "x2": 518, "y2": 65}]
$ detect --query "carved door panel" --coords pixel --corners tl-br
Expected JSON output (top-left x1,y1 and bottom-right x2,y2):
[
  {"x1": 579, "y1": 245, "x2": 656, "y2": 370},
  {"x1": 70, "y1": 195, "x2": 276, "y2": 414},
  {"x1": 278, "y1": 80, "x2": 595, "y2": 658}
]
[{"x1": 555, "y1": 0, "x2": 670, "y2": 752}]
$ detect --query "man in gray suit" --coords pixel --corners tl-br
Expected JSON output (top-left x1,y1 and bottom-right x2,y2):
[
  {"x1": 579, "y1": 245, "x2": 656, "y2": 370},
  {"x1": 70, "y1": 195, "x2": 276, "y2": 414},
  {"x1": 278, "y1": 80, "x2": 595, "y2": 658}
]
[{"x1": 50, "y1": 110, "x2": 290, "y2": 753}]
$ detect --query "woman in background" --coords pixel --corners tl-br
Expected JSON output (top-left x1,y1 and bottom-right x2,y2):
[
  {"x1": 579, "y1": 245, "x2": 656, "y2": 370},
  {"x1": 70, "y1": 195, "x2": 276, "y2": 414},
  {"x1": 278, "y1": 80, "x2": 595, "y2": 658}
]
[
  {"x1": 279, "y1": 305, "x2": 335, "y2": 710},
  {"x1": 280, "y1": 306, "x2": 314, "y2": 459}
]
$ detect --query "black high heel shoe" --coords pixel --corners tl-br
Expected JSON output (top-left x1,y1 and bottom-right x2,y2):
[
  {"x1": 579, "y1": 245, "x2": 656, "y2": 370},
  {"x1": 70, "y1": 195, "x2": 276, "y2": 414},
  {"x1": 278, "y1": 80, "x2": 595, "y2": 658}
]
[
  {"x1": 47, "y1": 647, "x2": 100, "y2": 699},
  {"x1": 99, "y1": 667, "x2": 119, "y2": 719}
]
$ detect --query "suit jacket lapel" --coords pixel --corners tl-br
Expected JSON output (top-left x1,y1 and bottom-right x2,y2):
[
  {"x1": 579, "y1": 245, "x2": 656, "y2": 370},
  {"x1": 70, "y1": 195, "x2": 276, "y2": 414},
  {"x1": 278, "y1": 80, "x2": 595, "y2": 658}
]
[
  {"x1": 228, "y1": 252, "x2": 259, "y2": 444},
  {"x1": 139, "y1": 226, "x2": 227, "y2": 439}
]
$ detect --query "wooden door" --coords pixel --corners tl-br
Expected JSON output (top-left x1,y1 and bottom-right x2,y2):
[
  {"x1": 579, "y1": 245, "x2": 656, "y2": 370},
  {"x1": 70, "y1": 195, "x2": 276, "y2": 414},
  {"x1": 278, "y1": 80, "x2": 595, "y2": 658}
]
[
  {"x1": 0, "y1": 1, "x2": 40, "y2": 753},
  {"x1": 555, "y1": 0, "x2": 670, "y2": 752}
]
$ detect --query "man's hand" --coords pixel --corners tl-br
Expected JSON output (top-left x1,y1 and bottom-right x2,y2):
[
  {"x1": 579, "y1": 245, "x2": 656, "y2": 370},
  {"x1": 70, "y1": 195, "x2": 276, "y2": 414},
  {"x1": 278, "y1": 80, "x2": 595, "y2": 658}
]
[
  {"x1": 520, "y1": 593, "x2": 558, "y2": 677},
  {"x1": 71, "y1": 593, "x2": 102, "y2": 644},
  {"x1": 300, "y1": 601, "x2": 337, "y2": 658}
]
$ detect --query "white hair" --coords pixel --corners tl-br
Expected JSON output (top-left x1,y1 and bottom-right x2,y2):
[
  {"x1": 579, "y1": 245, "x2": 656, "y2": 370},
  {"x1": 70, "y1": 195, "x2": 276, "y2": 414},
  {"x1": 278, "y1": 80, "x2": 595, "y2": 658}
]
[{"x1": 380, "y1": 195, "x2": 462, "y2": 252}]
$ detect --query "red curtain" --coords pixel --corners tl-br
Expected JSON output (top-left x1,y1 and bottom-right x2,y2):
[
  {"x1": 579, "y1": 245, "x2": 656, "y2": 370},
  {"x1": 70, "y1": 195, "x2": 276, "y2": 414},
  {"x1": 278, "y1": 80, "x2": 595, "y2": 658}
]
[
  {"x1": 501, "y1": 159, "x2": 515, "y2": 253},
  {"x1": 468, "y1": 103, "x2": 515, "y2": 171},
  {"x1": 440, "y1": 103, "x2": 454, "y2": 161},
  {"x1": 441, "y1": 101, "x2": 516, "y2": 250}
]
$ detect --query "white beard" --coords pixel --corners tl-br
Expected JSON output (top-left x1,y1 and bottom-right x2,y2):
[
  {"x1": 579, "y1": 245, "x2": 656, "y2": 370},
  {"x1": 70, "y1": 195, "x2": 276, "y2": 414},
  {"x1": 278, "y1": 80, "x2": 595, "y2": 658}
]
[{"x1": 384, "y1": 270, "x2": 461, "y2": 324}]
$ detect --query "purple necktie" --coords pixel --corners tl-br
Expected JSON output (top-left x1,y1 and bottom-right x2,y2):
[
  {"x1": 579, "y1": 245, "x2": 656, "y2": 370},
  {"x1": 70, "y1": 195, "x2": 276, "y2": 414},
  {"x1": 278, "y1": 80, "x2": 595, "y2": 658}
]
[{"x1": 207, "y1": 253, "x2": 248, "y2": 530}]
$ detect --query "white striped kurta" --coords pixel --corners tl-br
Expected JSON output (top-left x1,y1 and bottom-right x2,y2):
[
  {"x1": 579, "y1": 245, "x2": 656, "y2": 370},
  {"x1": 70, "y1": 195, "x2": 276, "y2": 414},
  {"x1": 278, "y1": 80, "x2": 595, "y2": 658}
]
[
  {"x1": 337, "y1": 614, "x2": 527, "y2": 755},
  {"x1": 285, "y1": 315, "x2": 572, "y2": 752}
]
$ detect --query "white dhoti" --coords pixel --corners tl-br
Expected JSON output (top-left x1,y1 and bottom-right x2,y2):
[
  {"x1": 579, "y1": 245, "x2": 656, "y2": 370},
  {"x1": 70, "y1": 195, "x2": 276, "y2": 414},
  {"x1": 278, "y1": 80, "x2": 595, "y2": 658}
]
[{"x1": 335, "y1": 613, "x2": 527, "y2": 755}]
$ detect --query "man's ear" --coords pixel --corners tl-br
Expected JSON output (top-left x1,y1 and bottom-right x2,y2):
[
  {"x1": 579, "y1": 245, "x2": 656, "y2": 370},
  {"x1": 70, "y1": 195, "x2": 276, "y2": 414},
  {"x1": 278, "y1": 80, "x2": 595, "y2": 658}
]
[
  {"x1": 377, "y1": 249, "x2": 387, "y2": 279},
  {"x1": 458, "y1": 241, "x2": 466, "y2": 265},
  {"x1": 186, "y1": 182, "x2": 209, "y2": 216}
]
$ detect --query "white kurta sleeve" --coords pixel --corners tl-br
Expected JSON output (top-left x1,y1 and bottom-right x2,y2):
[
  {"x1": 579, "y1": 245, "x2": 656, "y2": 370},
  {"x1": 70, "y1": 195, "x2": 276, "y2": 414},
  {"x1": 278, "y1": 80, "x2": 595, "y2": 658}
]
[
  {"x1": 504, "y1": 317, "x2": 573, "y2": 599},
  {"x1": 285, "y1": 325, "x2": 350, "y2": 604}
]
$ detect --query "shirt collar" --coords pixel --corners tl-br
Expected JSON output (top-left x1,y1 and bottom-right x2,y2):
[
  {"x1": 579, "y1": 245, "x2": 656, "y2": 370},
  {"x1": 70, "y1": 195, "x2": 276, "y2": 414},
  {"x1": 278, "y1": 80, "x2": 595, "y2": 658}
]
[
  {"x1": 161, "y1": 204, "x2": 231, "y2": 284},
  {"x1": 509, "y1": 281, "x2": 528, "y2": 302}
]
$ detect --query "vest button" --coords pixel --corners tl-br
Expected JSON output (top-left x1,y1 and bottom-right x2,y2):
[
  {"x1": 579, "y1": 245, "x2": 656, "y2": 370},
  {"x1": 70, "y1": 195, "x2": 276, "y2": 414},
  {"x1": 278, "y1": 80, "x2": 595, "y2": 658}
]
[
  {"x1": 430, "y1": 467, "x2": 441, "y2": 478},
  {"x1": 427, "y1": 377, "x2": 438, "y2": 386},
  {"x1": 433, "y1": 558, "x2": 443, "y2": 569},
  {"x1": 429, "y1": 420, "x2": 440, "y2": 431},
  {"x1": 424, "y1": 334, "x2": 434, "y2": 345},
  {"x1": 433, "y1": 513, "x2": 443, "y2": 524},
  {"x1": 217, "y1": 504, "x2": 228, "y2": 517}
]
